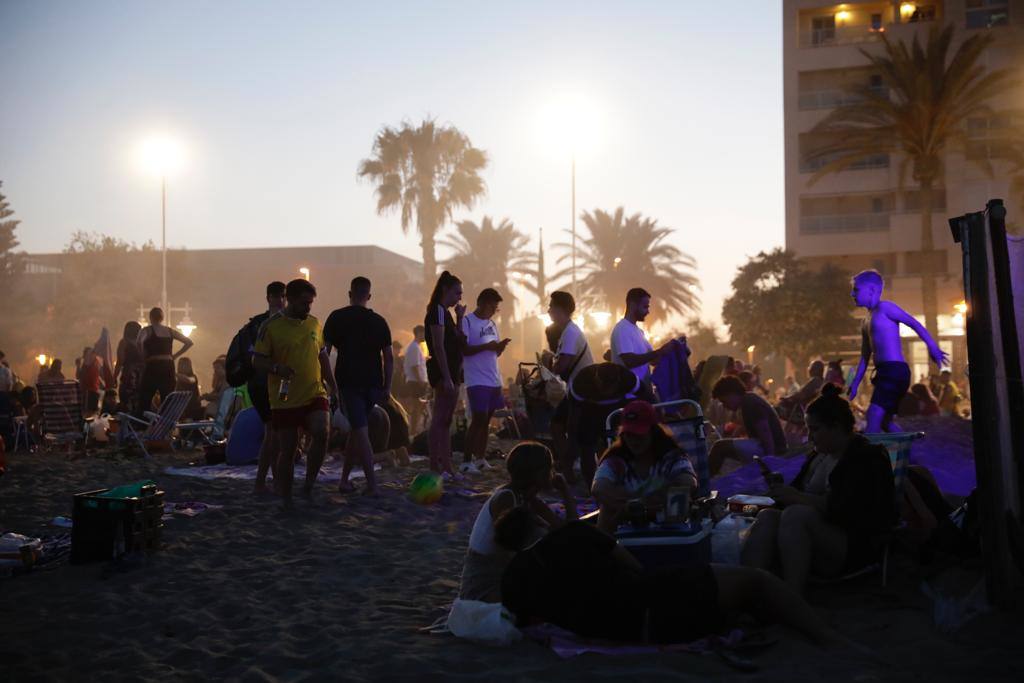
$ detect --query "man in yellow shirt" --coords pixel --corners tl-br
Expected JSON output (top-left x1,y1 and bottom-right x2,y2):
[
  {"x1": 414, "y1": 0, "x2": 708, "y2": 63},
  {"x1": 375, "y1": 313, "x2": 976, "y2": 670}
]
[
  {"x1": 254, "y1": 279, "x2": 338, "y2": 510},
  {"x1": 937, "y1": 369, "x2": 962, "y2": 417}
]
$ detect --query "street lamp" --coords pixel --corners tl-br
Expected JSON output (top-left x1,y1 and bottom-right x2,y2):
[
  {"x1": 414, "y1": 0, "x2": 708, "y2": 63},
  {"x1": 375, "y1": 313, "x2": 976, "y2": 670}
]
[
  {"x1": 139, "y1": 135, "x2": 184, "y2": 313},
  {"x1": 176, "y1": 313, "x2": 197, "y2": 338},
  {"x1": 36, "y1": 354, "x2": 48, "y2": 367},
  {"x1": 747, "y1": 344, "x2": 756, "y2": 365},
  {"x1": 299, "y1": 267, "x2": 310, "y2": 281}
]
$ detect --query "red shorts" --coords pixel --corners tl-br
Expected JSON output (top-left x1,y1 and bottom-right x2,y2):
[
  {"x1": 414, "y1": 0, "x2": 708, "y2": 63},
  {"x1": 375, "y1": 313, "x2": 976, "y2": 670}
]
[{"x1": 271, "y1": 397, "x2": 330, "y2": 429}]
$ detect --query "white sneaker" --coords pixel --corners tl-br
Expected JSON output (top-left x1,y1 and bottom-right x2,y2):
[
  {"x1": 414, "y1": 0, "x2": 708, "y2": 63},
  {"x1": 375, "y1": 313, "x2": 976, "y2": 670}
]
[{"x1": 459, "y1": 461, "x2": 481, "y2": 476}]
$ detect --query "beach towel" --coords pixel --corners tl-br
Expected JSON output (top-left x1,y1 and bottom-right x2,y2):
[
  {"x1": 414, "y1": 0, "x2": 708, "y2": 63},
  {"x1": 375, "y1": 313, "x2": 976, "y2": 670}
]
[
  {"x1": 164, "y1": 455, "x2": 428, "y2": 482},
  {"x1": 521, "y1": 623, "x2": 745, "y2": 659},
  {"x1": 652, "y1": 339, "x2": 699, "y2": 403}
]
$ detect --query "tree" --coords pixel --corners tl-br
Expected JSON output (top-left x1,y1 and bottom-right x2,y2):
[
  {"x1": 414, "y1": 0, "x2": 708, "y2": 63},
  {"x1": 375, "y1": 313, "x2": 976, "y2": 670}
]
[
  {"x1": 0, "y1": 181, "x2": 22, "y2": 301},
  {"x1": 808, "y1": 24, "x2": 1024, "y2": 339},
  {"x1": 722, "y1": 249, "x2": 853, "y2": 369},
  {"x1": 358, "y1": 119, "x2": 488, "y2": 288},
  {"x1": 438, "y1": 216, "x2": 535, "y2": 324},
  {"x1": 553, "y1": 207, "x2": 700, "y2": 324}
]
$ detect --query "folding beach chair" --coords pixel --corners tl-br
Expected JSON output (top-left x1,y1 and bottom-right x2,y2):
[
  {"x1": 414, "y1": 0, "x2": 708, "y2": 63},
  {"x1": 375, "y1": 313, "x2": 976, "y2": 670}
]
[
  {"x1": 37, "y1": 380, "x2": 91, "y2": 451},
  {"x1": 117, "y1": 390, "x2": 192, "y2": 458},
  {"x1": 604, "y1": 399, "x2": 714, "y2": 500},
  {"x1": 812, "y1": 431, "x2": 925, "y2": 588}
]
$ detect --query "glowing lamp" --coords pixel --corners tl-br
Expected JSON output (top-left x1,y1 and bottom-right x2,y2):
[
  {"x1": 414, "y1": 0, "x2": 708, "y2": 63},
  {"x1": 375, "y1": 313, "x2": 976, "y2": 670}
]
[
  {"x1": 36, "y1": 354, "x2": 48, "y2": 366},
  {"x1": 613, "y1": 257, "x2": 622, "y2": 269},
  {"x1": 899, "y1": 2, "x2": 916, "y2": 21},
  {"x1": 176, "y1": 315, "x2": 197, "y2": 338},
  {"x1": 299, "y1": 267, "x2": 310, "y2": 281},
  {"x1": 953, "y1": 301, "x2": 968, "y2": 315},
  {"x1": 835, "y1": 9, "x2": 851, "y2": 23},
  {"x1": 590, "y1": 311, "x2": 612, "y2": 329},
  {"x1": 747, "y1": 345, "x2": 756, "y2": 353}
]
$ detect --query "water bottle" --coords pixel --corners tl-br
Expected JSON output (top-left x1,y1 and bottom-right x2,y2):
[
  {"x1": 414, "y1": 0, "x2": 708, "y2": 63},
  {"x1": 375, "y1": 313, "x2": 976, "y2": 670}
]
[{"x1": 278, "y1": 379, "x2": 291, "y2": 402}]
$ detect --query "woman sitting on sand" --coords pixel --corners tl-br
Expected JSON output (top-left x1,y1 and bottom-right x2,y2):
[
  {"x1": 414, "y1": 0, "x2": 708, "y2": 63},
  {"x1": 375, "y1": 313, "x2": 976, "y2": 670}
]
[
  {"x1": 592, "y1": 400, "x2": 698, "y2": 534},
  {"x1": 740, "y1": 384, "x2": 897, "y2": 592},
  {"x1": 495, "y1": 507, "x2": 846, "y2": 647},
  {"x1": 459, "y1": 442, "x2": 577, "y2": 603}
]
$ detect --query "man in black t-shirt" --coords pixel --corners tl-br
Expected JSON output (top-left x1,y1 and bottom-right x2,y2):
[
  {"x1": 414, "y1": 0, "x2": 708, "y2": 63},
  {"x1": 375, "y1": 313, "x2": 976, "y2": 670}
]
[
  {"x1": 708, "y1": 375, "x2": 789, "y2": 475},
  {"x1": 251, "y1": 281, "x2": 286, "y2": 495},
  {"x1": 323, "y1": 276, "x2": 393, "y2": 496}
]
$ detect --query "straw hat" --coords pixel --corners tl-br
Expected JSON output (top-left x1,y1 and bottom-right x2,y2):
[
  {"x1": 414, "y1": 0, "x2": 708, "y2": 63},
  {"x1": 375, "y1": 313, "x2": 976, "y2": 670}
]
[{"x1": 570, "y1": 362, "x2": 639, "y2": 404}]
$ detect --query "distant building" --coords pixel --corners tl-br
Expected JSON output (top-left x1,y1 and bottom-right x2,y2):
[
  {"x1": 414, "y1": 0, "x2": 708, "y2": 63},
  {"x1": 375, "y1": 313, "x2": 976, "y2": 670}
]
[{"x1": 783, "y1": 0, "x2": 1023, "y2": 379}]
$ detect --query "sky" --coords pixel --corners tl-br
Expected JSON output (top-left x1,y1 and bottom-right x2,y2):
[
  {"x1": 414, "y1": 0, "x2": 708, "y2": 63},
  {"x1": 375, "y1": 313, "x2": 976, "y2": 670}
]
[{"x1": 0, "y1": 0, "x2": 784, "y2": 332}]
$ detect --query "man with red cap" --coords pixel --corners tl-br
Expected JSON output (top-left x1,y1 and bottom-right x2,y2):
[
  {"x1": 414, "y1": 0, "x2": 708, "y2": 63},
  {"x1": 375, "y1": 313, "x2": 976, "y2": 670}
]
[{"x1": 591, "y1": 400, "x2": 697, "y2": 533}]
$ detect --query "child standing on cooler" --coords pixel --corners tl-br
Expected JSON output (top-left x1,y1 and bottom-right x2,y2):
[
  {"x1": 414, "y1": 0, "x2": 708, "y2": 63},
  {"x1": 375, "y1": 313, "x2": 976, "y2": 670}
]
[{"x1": 848, "y1": 270, "x2": 948, "y2": 433}]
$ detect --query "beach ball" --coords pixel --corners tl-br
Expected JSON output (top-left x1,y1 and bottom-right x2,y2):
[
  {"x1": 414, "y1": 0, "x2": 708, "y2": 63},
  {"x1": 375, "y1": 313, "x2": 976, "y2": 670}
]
[{"x1": 409, "y1": 472, "x2": 444, "y2": 505}]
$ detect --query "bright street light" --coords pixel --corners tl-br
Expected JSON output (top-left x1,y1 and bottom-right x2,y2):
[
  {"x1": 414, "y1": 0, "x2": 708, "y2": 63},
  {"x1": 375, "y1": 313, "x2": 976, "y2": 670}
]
[
  {"x1": 299, "y1": 267, "x2": 310, "y2": 281},
  {"x1": 36, "y1": 354, "x2": 48, "y2": 366},
  {"x1": 176, "y1": 314, "x2": 197, "y2": 338},
  {"x1": 139, "y1": 134, "x2": 185, "y2": 314}
]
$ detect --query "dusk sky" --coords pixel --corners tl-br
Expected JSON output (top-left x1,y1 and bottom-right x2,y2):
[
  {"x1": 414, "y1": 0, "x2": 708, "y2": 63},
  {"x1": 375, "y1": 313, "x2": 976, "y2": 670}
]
[{"x1": 1, "y1": 0, "x2": 784, "y2": 330}]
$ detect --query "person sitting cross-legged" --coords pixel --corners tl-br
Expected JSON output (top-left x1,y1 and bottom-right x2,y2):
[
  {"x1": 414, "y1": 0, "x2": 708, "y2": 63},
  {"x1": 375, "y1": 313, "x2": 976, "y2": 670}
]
[
  {"x1": 740, "y1": 384, "x2": 897, "y2": 594},
  {"x1": 708, "y1": 375, "x2": 789, "y2": 476}
]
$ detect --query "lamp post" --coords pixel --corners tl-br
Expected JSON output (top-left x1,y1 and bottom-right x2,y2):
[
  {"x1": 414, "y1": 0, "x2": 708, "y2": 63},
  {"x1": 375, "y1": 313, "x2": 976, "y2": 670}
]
[
  {"x1": 140, "y1": 135, "x2": 182, "y2": 313},
  {"x1": 571, "y1": 152, "x2": 577, "y2": 300},
  {"x1": 161, "y1": 175, "x2": 167, "y2": 312},
  {"x1": 299, "y1": 267, "x2": 310, "y2": 281}
]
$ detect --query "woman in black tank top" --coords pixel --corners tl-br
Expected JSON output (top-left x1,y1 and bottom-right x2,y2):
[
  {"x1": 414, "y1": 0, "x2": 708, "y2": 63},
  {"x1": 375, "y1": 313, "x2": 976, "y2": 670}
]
[{"x1": 136, "y1": 307, "x2": 194, "y2": 417}]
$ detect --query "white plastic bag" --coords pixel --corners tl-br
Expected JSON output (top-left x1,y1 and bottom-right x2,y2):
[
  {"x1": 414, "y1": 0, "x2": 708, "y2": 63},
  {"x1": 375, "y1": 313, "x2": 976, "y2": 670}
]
[
  {"x1": 711, "y1": 514, "x2": 752, "y2": 565},
  {"x1": 538, "y1": 366, "x2": 566, "y2": 407},
  {"x1": 446, "y1": 599, "x2": 522, "y2": 646},
  {"x1": 91, "y1": 414, "x2": 111, "y2": 443}
]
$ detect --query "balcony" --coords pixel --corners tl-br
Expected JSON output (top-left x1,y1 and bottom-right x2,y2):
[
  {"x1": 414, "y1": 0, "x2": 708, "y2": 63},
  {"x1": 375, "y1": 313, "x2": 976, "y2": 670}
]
[
  {"x1": 800, "y1": 153, "x2": 890, "y2": 173},
  {"x1": 800, "y1": 213, "x2": 891, "y2": 235},
  {"x1": 800, "y1": 24, "x2": 885, "y2": 48},
  {"x1": 798, "y1": 86, "x2": 888, "y2": 110}
]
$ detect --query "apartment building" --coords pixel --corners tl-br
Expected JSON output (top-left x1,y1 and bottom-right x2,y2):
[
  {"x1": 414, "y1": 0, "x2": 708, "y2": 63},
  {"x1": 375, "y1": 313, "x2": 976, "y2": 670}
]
[{"x1": 783, "y1": 0, "x2": 1024, "y2": 379}]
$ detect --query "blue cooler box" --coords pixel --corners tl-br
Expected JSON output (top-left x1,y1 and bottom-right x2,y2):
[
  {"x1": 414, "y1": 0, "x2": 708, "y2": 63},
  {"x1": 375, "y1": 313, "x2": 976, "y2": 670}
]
[{"x1": 616, "y1": 519, "x2": 712, "y2": 570}]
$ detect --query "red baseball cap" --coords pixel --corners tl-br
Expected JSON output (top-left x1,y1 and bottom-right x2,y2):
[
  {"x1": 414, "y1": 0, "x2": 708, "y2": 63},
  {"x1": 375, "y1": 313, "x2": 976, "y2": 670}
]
[{"x1": 619, "y1": 400, "x2": 658, "y2": 435}]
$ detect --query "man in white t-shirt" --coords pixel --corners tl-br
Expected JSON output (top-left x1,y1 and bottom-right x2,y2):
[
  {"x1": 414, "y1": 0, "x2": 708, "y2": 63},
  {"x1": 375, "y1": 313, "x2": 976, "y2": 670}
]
[
  {"x1": 548, "y1": 291, "x2": 596, "y2": 487},
  {"x1": 401, "y1": 325, "x2": 429, "y2": 431},
  {"x1": 610, "y1": 287, "x2": 672, "y2": 399},
  {"x1": 460, "y1": 288, "x2": 511, "y2": 474}
]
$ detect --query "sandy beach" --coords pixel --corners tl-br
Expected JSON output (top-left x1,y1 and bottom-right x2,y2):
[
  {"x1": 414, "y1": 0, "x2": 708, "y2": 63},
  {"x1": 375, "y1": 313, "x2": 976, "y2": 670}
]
[{"x1": 1, "y1": 418, "x2": 1023, "y2": 682}]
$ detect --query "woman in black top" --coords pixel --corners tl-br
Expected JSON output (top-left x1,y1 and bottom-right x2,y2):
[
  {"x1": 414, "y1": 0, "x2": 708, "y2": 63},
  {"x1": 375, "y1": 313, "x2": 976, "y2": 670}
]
[
  {"x1": 136, "y1": 307, "x2": 193, "y2": 416},
  {"x1": 741, "y1": 384, "x2": 897, "y2": 593},
  {"x1": 175, "y1": 357, "x2": 203, "y2": 420},
  {"x1": 115, "y1": 321, "x2": 145, "y2": 416},
  {"x1": 424, "y1": 271, "x2": 465, "y2": 477}
]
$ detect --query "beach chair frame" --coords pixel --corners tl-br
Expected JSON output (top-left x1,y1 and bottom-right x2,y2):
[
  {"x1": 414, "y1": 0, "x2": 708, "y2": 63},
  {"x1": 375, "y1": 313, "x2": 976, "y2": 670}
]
[
  {"x1": 37, "y1": 380, "x2": 92, "y2": 452},
  {"x1": 812, "y1": 431, "x2": 925, "y2": 588},
  {"x1": 116, "y1": 390, "x2": 192, "y2": 458}
]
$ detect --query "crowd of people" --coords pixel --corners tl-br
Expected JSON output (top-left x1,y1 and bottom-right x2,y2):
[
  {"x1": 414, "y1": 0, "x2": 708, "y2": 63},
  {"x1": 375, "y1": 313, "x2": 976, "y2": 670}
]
[{"x1": 0, "y1": 266, "x2": 972, "y2": 652}]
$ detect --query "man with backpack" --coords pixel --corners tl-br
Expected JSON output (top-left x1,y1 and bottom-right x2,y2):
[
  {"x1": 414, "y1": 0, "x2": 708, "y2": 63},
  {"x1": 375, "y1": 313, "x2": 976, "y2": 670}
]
[{"x1": 225, "y1": 281, "x2": 286, "y2": 495}]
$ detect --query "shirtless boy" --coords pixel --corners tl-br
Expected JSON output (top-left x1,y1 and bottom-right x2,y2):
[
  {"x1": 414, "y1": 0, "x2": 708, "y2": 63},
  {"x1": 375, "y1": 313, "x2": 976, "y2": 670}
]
[{"x1": 848, "y1": 270, "x2": 948, "y2": 433}]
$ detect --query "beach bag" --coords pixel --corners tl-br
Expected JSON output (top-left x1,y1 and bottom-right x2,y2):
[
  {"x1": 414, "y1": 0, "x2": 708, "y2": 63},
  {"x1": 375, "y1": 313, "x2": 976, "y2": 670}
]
[{"x1": 446, "y1": 599, "x2": 522, "y2": 646}]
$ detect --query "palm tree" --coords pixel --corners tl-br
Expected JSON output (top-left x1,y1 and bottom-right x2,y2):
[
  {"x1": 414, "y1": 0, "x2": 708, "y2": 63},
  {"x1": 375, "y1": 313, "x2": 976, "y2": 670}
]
[
  {"x1": 808, "y1": 24, "x2": 1023, "y2": 338},
  {"x1": 438, "y1": 216, "x2": 535, "y2": 323},
  {"x1": 358, "y1": 120, "x2": 488, "y2": 288},
  {"x1": 553, "y1": 207, "x2": 700, "y2": 325}
]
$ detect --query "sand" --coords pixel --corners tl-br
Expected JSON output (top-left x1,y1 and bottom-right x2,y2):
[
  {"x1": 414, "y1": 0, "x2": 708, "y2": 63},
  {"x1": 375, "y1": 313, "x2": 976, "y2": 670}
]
[{"x1": 2, "y1": 419, "x2": 1023, "y2": 682}]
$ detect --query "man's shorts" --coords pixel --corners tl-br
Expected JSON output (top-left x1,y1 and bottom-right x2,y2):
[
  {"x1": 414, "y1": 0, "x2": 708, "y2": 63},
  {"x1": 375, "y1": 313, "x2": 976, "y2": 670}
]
[
  {"x1": 467, "y1": 385, "x2": 504, "y2": 414},
  {"x1": 248, "y1": 381, "x2": 271, "y2": 423},
  {"x1": 870, "y1": 361, "x2": 911, "y2": 415},
  {"x1": 271, "y1": 397, "x2": 330, "y2": 429},
  {"x1": 340, "y1": 387, "x2": 385, "y2": 430}
]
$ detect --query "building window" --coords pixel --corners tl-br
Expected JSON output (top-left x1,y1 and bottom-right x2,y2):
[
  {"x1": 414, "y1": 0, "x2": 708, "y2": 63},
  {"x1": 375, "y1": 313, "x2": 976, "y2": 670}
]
[
  {"x1": 870, "y1": 13, "x2": 883, "y2": 30},
  {"x1": 966, "y1": 0, "x2": 1010, "y2": 28},
  {"x1": 811, "y1": 15, "x2": 836, "y2": 45}
]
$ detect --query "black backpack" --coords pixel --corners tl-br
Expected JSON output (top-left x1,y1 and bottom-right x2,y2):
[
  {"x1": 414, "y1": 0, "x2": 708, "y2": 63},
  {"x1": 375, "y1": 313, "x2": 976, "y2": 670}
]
[{"x1": 226, "y1": 316, "x2": 264, "y2": 388}]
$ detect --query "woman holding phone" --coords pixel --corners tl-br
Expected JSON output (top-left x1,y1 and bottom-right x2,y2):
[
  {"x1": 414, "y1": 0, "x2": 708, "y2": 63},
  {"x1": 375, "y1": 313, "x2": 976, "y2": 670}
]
[{"x1": 424, "y1": 271, "x2": 465, "y2": 479}]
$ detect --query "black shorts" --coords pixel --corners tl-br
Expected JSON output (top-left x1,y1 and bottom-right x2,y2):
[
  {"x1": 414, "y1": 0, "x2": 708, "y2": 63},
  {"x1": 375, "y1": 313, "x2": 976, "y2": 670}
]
[
  {"x1": 870, "y1": 361, "x2": 911, "y2": 415},
  {"x1": 341, "y1": 386, "x2": 385, "y2": 430},
  {"x1": 644, "y1": 564, "x2": 724, "y2": 644},
  {"x1": 248, "y1": 381, "x2": 271, "y2": 423}
]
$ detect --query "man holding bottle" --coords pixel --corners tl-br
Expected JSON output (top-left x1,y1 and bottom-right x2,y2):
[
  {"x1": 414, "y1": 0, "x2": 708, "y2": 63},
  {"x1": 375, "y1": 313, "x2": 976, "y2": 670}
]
[{"x1": 253, "y1": 278, "x2": 338, "y2": 511}]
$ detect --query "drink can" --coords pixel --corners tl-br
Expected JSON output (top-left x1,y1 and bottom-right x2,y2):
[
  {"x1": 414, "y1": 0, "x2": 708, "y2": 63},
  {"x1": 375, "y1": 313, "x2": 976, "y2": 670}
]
[
  {"x1": 278, "y1": 379, "x2": 291, "y2": 402},
  {"x1": 665, "y1": 486, "x2": 690, "y2": 523}
]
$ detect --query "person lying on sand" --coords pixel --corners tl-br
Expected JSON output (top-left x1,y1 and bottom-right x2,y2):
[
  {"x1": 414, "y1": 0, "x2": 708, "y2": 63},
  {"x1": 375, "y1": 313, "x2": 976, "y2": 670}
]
[
  {"x1": 495, "y1": 506, "x2": 847, "y2": 648},
  {"x1": 459, "y1": 442, "x2": 576, "y2": 603},
  {"x1": 740, "y1": 385, "x2": 897, "y2": 593},
  {"x1": 592, "y1": 400, "x2": 698, "y2": 534}
]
